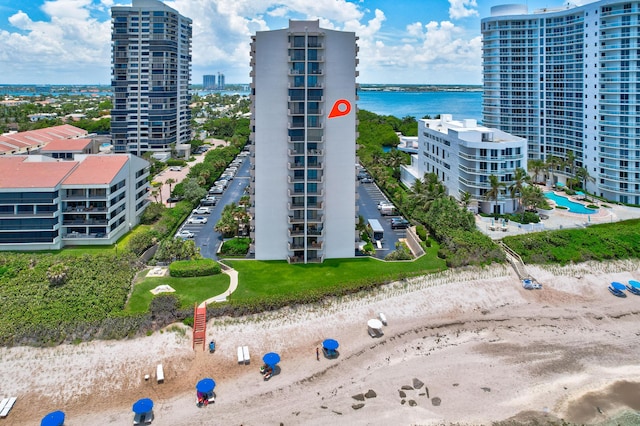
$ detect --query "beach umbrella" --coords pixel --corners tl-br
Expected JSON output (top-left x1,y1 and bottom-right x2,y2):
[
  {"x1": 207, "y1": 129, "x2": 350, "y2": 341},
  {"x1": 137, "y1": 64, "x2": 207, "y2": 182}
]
[
  {"x1": 611, "y1": 282, "x2": 626, "y2": 291},
  {"x1": 262, "y1": 352, "x2": 281, "y2": 367},
  {"x1": 132, "y1": 398, "x2": 154, "y2": 414},
  {"x1": 41, "y1": 410, "x2": 65, "y2": 426},
  {"x1": 196, "y1": 378, "x2": 216, "y2": 394},
  {"x1": 367, "y1": 319, "x2": 383, "y2": 330},
  {"x1": 322, "y1": 339, "x2": 339, "y2": 350}
]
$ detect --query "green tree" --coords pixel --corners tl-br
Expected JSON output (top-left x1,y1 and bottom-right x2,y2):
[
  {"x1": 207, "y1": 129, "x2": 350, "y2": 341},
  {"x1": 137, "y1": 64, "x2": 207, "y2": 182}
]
[
  {"x1": 527, "y1": 159, "x2": 546, "y2": 184},
  {"x1": 485, "y1": 174, "x2": 505, "y2": 215},
  {"x1": 181, "y1": 178, "x2": 207, "y2": 204},
  {"x1": 575, "y1": 166, "x2": 595, "y2": 193},
  {"x1": 508, "y1": 167, "x2": 532, "y2": 213},
  {"x1": 545, "y1": 155, "x2": 561, "y2": 183}
]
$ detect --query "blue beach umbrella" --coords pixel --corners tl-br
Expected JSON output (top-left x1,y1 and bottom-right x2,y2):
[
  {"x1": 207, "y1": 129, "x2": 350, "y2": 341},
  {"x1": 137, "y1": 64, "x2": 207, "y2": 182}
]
[
  {"x1": 132, "y1": 398, "x2": 154, "y2": 414},
  {"x1": 323, "y1": 339, "x2": 339, "y2": 350},
  {"x1": 41, "y1": 410, "x2": 65, "y2": 426},
  {"x1": 196, "y1": 378, "x2": 216, "y2": 394},
  {"x1": 262, "y1": 352, "x2": 281, "y2": 367},
  {"x1": 611, "y1": 282, "x2": 626, "y2": 291}
]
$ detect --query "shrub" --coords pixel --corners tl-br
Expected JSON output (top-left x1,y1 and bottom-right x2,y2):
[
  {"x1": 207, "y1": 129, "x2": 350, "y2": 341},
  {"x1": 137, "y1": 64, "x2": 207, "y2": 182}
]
[
  {"x1": 587, "y1": 204, "x2": 599, "y2": 209},
  {"x1": 220, "y1": 237, "x2": 251, "y2": 256},
  {"x1": 415, "y1": 225, "x2": 427, "y2": 241},
  {"x1": 140, "y1": 203, "x2": 165, "y2": 224},
  {"x1": 556, "y1": 206, "x2": 568, "y2": 210},
  {"x1": 169, "y1": 259, "x2": 221, "y2": 277},
  {"x1": 127, "y1": 230, "x2": 158, "y2": 256}
]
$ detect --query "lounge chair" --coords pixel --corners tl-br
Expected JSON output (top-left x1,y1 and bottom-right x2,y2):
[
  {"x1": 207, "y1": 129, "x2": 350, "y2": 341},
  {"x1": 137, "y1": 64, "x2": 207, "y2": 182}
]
[
  {"x1": 608, "y1": 284, "x2": 627, "y2": 298},
  {"x1": 242, "y1": 346, "x2": 250, "y2": 364},
  {"x1": 626, "y1": 280, "x2": 640, "y2": 296},
  {"x1": 237, "y1": 346, "x2": 244, "y2": 364}
]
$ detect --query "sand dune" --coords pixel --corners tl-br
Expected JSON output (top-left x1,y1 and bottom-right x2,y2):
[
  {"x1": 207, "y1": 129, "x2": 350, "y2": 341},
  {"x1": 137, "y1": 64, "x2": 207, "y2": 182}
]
[{"x1": 3, "y1": 260, "x2": 640, "y2": 425}]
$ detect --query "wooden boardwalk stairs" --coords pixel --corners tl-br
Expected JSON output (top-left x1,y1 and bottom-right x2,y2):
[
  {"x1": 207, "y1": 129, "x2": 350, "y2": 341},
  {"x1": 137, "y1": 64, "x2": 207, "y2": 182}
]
[
  {"x1": 192, "y1": 303, "x2": 207, "y2": 351},
  {"x1": 498, "y1": 241, "x2": 531, "y2": 281}
]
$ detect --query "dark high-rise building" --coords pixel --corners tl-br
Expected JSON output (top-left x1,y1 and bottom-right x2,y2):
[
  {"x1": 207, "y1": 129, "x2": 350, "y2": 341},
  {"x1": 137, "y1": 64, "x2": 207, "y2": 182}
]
[
  {"x1": 111, "y1": 0, "x2": 192, "y2": 156},
  {"x1": 203, "y1": 74, "x2": 216, "y2": 90}
]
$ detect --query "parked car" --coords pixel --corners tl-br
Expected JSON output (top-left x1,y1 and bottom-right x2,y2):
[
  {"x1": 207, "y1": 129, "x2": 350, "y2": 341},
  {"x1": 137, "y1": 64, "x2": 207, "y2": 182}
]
[
  {"x1": 220, "y1": 173, "x2": 234, "y2": 181},
  {"x1": 187, "y1": 216, "x2": 208, "y2": 224},
  {"x1": 209, "y1": 186, "x2": 224, "y2": 194},
  {"x1": 200, "y1": 198, "x2": 217, "y2": 206},
  {"x1": 390, "y1": 218, "x2": 410, "y2": 229},
  {"x1": 175, "y1": 230, "x2": 195, "y2": 238},
  {"x1": 213, "y1": 179, "x2": 228, "y2": 188},
  {"x1": 169, "y1": 166, "x2": 182, "y2": 171},
  {"x1": 167, "y1": 196, "x2": 184, "y2": 203},
  {"x1": 357, "y1": 170, "x2": 371, "y2": 180},
  {"x1": 193, "y1": 207, "x2": 211, "y2": 215},
  {"x1": 360, "y1": 177, "x2": 374, "y2": 183}
]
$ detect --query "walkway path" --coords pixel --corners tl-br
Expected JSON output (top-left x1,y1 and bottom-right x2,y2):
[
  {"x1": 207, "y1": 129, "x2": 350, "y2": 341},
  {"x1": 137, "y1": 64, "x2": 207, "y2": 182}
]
[{"x1": 198, "y1": 266, "x2": 238, "y2": 307}]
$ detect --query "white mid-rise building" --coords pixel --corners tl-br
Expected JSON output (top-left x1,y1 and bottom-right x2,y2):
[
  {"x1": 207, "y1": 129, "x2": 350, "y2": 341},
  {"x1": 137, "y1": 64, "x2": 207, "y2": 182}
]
[
  {"x1": 111, "y1": 0, "x2": 192, "y2": 157},
  {"x1": 250, "y1": 20, "x2": 359, "y2": 263},
  {"x1": 483, "y1": 1, "x2": 640, "y2": 204},
  {"x1": 401, "y1": 115, "x2": 527, "y2": 214}
]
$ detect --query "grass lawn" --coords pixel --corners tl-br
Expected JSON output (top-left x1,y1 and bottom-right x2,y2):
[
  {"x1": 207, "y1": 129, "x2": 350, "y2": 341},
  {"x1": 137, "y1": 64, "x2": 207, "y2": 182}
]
[
  {"x1": 126, "y1": 272, "x2": 230, "y2": 313},
  {"x1": 224, "y1": 244, "x2": 446, "y2": 300}
]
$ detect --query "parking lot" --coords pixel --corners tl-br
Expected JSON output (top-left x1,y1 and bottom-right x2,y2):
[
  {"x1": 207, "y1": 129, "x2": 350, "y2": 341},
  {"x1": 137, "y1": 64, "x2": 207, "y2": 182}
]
[
  {"x1": 174, "y1": 149, "x2": 251, "y2": 259},
  {"x1": 356, "y1": 170, "x2": 406, "y2": 259}
]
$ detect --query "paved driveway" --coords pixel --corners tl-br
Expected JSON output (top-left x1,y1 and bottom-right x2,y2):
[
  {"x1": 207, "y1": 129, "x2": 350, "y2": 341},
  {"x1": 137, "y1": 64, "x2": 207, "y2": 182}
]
[{"x1": 356, "y1": 180, "x2": 405, "y2": 259}]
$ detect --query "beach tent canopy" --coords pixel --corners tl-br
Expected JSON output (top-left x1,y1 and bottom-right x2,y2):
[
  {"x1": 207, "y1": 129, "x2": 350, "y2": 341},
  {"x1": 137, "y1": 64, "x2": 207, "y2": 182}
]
[
  {"x1": 367, "y1": 319, "x2": 383, "y2": 329},
  {"x1": 629, "y1": 280, "x2": 640, "y2": 288},
  {"x1": 322, "y1": 339, "x2": 339, "y2": 350},
  {"x1": 196, "y1": 378, "x2": 216, "y2": 394},
  {"x1": 41, "y1": 410, "x2": 65, "y2": 426},
  {"x1": 262, "y1": 352, "x2": 281, "y2": 367},
  {"x1": 132, "y1": 398, "x2": 154, "y2": 414},
  {"x1": 611, "y1": 282, "x2": 626, "y2": 291}
]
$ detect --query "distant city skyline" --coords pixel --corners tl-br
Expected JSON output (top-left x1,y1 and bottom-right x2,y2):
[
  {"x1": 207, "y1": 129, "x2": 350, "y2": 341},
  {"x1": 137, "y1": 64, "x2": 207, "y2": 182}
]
[{"x1": 0, "y1": 0, "x2": 598, "y2": 85}]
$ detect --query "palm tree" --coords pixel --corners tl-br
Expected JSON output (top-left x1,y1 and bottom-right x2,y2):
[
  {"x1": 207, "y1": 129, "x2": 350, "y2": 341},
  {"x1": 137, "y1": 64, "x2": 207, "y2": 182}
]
[
  {"x1": 527, "y1": 159, "x2": 545, "y2": 184},
  {"x1": 485, "y1": 174, "x2": 505, "y2": 216},
  {"x1": 575, "y1": 166, "x2": 595, "y2": 193},
  {"x1": 564, "y1": 150, "x2": 576, "y2": 177},
  {"x1": 165, "y1": 178, "x2": 176, "y2": 199},
  {"x1": 546, "y1": 155, "x2": 561, "y2": 183},
  {"x1": 521, "y1": 185, "x2": 546, "y2": 212},
  {"x1": 508, "y1": 167, "x2": 531, "y2": 212},
  {"x1": 459, "y1": 191, "x2": 473, "y2": 210},
  {"x1": 410, "y1": 172, "x2": 446, "y2": 211}
]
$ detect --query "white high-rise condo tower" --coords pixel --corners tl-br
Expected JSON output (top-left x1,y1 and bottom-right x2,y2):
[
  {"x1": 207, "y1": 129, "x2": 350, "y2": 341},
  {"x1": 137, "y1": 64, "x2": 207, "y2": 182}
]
[
  {"x1": 483, "y1": 1, "x2": 640, "y2": 204},
  {"x1": 111, "y1": 0, "x2": 192, "y2": 156},
  {"x1": 250, "y1": 20, "x2": 359, "y2": 263}
]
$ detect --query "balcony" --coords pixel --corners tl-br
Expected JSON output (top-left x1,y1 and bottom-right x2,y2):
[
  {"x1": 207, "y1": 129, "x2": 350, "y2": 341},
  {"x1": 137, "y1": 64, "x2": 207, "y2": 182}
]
[
  {"x1": 288, "y1": 255, "x2": 324, "y2": 264},
  {"x1": 288, "y1": 215, "x2": 323, "y2": 224},
  {"x1": 287, "y1": 175, "x2": 323, "y2": 184},
  {"x1": 288, "y1": 188, "x2": 324, "y2": 197},
  {"x1": 288, "y1": 227, "x2": 323, "y2": 237}
]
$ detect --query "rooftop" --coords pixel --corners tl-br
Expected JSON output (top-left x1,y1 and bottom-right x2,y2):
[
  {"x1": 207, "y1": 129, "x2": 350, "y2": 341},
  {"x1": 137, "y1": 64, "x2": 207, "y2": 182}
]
[
  {"x1": 0, "y1": 156, "x2": 77, "y2": 189},
  {"x1": 40, "y1": 137, "x2": 93, "y2": 152},
  {"x1": 63, "y1": 155, "x2": 129, "y2": 185}
]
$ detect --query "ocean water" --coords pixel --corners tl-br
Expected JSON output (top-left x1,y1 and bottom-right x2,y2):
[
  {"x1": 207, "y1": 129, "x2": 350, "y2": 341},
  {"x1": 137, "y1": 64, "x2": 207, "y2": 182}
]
[{"x1": 357, "y1": 90, "x2": 483, "y2": 122}]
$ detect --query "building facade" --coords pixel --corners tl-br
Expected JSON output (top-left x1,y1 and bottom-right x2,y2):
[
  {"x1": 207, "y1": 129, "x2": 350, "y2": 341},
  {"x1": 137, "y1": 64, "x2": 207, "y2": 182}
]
[
  {"x1": 250, "y1": 20, "x2": 359, "y2": 263},
  {"x1": 0, "y1": 154, "x2": 150, "y2": 251},
  {"x1": 111, "y1": 0, "x2": 192, "y2": 157},
  {"x1": 217, "y1": 72, "x2": 225, "y2": 90},
  {"x1": 401, "y1": 115, "x2": 527, "y2": 214},
  {"x1": 203, "y1": 74, "x2": 216, "y2": 90},
  {"x1": 483, "y1": 1, "x2": 640, "y2": 204}
]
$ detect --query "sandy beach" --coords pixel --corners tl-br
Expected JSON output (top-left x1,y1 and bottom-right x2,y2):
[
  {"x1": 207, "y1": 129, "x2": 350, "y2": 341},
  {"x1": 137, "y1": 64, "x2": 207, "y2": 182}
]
[{"x1": 3, "y1": 260, "x2": 640, "y2": 425}]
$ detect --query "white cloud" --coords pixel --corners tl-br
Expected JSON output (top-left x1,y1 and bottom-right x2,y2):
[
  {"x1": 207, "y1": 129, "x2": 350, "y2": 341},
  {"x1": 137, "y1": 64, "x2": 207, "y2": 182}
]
[
  {"x1": 448, "y1": 0, "x2": 478, "y2": 20},
  {"x1": 0, "y1": 0, "x2": 484, "y2": 84}
]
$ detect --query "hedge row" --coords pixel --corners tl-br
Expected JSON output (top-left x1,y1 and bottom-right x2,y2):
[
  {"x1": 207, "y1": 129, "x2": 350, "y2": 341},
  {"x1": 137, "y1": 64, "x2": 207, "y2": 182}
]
[{"x1": 169, "y1": 259, "x2": 222, "y2": 277}]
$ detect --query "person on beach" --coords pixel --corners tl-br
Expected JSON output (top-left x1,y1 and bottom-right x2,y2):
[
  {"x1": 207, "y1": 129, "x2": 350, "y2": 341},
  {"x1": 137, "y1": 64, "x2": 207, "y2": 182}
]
[{"x1": 316, "y1": 347, "x2": 319, "y2": 360}]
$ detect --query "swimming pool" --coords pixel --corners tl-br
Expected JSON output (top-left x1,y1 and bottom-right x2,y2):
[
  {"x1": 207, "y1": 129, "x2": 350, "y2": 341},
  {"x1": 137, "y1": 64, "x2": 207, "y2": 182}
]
[{"x1": 544, "y1": 192, "x2": 596, "y2": 214}]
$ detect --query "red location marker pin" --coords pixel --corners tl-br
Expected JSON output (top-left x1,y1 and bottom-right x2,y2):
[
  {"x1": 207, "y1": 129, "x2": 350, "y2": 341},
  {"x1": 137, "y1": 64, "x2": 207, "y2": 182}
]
[{"x1": 328, "y1": 99, "x2": 351, "y2": 118}]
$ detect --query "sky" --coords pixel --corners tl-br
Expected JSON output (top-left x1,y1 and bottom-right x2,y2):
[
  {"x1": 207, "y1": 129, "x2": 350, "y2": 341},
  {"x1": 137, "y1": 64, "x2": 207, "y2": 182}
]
[{"x1": 0, "y1": 0, "x2": 598, "y2": 85}]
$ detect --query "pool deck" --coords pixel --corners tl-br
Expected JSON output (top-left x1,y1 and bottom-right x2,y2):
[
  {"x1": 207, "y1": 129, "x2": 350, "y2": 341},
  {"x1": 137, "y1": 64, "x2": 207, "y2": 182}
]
[{"x1": 477, "y1": 187, "x2": 640, "y2": 239}]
